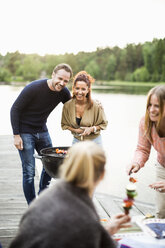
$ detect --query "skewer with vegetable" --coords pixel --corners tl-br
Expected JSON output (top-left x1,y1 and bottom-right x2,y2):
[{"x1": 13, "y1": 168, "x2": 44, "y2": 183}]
[{"x1": 122, "y1": 176, "x2": 137, "y2": 215}]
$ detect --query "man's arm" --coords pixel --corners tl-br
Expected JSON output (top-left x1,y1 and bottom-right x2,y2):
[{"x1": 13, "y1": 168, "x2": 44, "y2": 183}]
[
  {"x1": 10, "y1": 84, "x2": 34, "y2": 150},
  {"x1": 10, "y1": 84, "x2": 34, "y2": 135}
]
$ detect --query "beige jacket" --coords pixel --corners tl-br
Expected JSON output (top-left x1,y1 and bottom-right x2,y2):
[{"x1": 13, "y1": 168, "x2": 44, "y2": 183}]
[{"x1": 61, "y1": 98, "x2": 108, "y2": 141}]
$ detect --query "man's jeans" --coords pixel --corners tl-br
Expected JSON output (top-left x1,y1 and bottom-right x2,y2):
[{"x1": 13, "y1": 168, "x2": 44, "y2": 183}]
[{"x1": 18, "y1": 132, "x2": 52, "y2": 205}]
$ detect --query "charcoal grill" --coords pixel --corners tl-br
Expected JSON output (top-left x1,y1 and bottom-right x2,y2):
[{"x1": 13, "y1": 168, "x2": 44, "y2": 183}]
[{"x1": 34, "y1": 146, "x2": 70, "y2": 178}]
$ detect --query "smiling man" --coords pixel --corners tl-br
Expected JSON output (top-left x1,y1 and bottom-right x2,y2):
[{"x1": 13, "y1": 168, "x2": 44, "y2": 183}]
[{"x1": 10, "y1": 63, "x2": 72, "y2": 205}]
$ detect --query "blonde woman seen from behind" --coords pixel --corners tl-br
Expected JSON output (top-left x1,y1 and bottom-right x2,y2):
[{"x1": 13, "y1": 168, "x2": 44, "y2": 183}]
[{"x1": 9, "y1": 141, "x2": 130, "y2": 248}]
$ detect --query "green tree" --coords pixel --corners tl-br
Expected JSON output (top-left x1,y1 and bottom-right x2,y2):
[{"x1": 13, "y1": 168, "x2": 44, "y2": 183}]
[
  {"x1": 116, "y1": 49, "x2": 127, "y2": 80},
  {"x1": 161, "y1": 54, "x2": 165, "y2": 82},
  {"x1": 4, "y1": 51, "x2": 25, "y2": 75},
  {"x1": 133, "y1": 66, "x2": 150, "y2": 82},
  {"x1": 142, "y1": 42, "x2": 153, "y2": 76},
  {"x1": 20, "y1": 54, "x2": 43, "y2": 81},
  {"x1": 85, "y1": 60, "x2": 100, "y2": 79},
  {"x1": 154, "y1": 39, "x2": 164, "y2": 75},
  {"x1": 134, "y1": 44, "x2": 144, "y2": 68},
  {"x1": 106, "y1": 54, "x2": 117, "y2": 80},
  {"x1": 75, "y1": 51, "x2": 95, "y2": 74},
  {"x1": 125, "y1": 44, "x2": 136, "y2": 72},
  {"x1": 0, "y1": 68, "x2": 11, "y2": 82}
]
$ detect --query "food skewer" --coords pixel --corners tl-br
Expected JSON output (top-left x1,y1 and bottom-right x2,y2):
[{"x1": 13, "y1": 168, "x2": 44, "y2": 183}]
[{"x1": 122, "y1": 176, "x2": 137, "y2": 215}]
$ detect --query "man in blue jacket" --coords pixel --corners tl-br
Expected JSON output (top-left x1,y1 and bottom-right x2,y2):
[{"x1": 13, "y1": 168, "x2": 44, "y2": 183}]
[{"x1": 10, "y1": 63, "x2": 72, "y2": 204}]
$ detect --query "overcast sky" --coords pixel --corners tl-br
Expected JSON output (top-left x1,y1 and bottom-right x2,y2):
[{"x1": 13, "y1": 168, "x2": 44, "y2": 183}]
[{"x1": 1, "y1": 0, "x2": 165, "y2": 55}]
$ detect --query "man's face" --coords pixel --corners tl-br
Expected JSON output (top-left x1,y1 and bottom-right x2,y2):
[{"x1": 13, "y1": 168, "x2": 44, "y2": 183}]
[{"x1": 51, "y1": 69, "x2": 71, "y2": 91}]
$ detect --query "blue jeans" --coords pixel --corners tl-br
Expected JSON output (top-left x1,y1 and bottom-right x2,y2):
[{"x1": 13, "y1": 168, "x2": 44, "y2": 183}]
[
  {"x1": 18, "y1": 132, "x2": 52, "y2": 205},
  {"x1": 72, "y1": 135, "x2": 102, "y2": 146}
]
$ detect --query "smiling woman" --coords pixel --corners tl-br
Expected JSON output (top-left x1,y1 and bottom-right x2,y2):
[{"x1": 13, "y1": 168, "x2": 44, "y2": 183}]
[
  {"x1": 61, "y1": 71, "x2": 108, "y2": 145},
  {"x1": 127, "y1": 84, "x2": 165, "y2": 218}
]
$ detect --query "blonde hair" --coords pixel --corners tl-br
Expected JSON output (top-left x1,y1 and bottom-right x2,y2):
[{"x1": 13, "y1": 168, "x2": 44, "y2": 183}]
[
  {"x1": 72, "y1": 71, "x2": 95, "y2": 109},
  {"x1": 60, "y1": 141, "x2": 106, "y2": 193},
  {"x1": 145, "y1": 85, "x2": 165, "y2": 142}
]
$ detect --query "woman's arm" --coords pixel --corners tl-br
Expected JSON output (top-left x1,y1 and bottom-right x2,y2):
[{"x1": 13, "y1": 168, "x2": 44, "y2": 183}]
[
  {"x1": 127, "y1": 117, "x2": 151, "y2": 175},
  {"x1": 94, "y1": 103, "x2": 108, "y2": 131}
]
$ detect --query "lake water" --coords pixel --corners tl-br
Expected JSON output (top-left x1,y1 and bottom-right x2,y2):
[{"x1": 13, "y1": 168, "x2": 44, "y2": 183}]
[{"x1": 0, "y1": 84, "x2": 157, "y2": 205}]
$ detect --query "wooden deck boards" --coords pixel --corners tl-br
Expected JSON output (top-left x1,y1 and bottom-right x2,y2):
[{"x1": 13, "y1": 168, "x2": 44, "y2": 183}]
[
  {"x1": 94, "y1": 193, "x2": 155, "y2": 218},
  {"x1": 0, "y1": 136, "x2": 28, "y2": 248},
  {"x1": 0, "y1": 135, "x2": 155, "y2": 248}
]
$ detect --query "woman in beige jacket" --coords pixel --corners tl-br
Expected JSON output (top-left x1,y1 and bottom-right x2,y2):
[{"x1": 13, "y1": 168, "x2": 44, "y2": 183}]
[{"x1": 61, "y1": 71, "x2": 108, "y2": 145}]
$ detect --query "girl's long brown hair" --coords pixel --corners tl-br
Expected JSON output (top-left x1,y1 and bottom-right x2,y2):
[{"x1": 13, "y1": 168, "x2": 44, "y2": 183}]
[{"x1": 145, "y1": 85, "x2": 165, "y2": 142}]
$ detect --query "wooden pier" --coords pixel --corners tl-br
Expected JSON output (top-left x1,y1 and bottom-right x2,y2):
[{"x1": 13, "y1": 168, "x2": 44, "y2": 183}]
[
  {"x1": 0, "y1": 135, "x2": 155, "y2": 248},
  {"x1": 0, "y1": 136, "x2": 28, "y2": 248}
]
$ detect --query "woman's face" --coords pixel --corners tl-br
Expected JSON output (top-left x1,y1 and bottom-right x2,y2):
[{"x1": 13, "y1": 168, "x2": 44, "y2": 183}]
[
  {"x1": 148, "y1": 94, "x2": 160, "y2": 122},
  {"x1": 73, "y1": 81, "x2": 89, "y2": 101}
]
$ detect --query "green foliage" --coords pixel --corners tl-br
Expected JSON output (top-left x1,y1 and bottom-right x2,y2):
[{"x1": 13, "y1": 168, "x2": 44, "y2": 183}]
[
  {"x1": 133, "y1": 67, "x2": 150, "y2": 82},
  {"x1": 106, "y1": 54, "x2": 117, "y2": 80},
  {"x1": 115, "y1": 49, "x2": 127, "y2": 80},
  {"x1": 20, "y1": 54, "x2": 43, "y2": 81},
  {"x1": 160, "y1": 55, "x2": 165, "y2": 81},
  {"x1": 84, "y1": 60, "x2": 100, "y2": 78},
  {"x1": 125, "y1": 44, "x2": 136, "y2": 72},
  {"x1": 142, "y1": 43, "x2": 153, "y2": 75},
  {"x1": 0, "y1": 38, "x2": 165, "y2": 83},
  {"x1": 0, "y1": 68, "x2": 11, "y2": 82},
  {"x1": 151, "y1": 71, "x2": 160, "y2": 82},
  {"x1": 124, "y1": 72, "x2": 133, "y2": 82}
]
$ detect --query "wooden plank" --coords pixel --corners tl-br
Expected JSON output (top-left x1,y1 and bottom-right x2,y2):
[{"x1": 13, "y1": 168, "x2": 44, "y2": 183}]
[
  {"x1": 0, "y1": 228, "x2": 18, "y2": 236},
  {"x1": 0, "y1": 208, "x2": 27, "y2": 215},
  {"x1": 95, "y1": 193, "x2": 123, "y2": 217},
  {"x1": 93, "y1": 196, "x2": 110, "y2": 220},
  {"x1": 134, "y1": 201, "x2": 156, "y2": 216},
  {"x1": 0, "y1": 135, "x2": 37, "y2": 248},
  {"x1": 0, "y1": 221, "x2": 20, "y2": 227},
  {"x1": 113, "y1": 198, "x2": 145, "y2": 216},
  {"x1": 95, "y1": 193, "x2": 155, "y2": 218},
  {"x1": 0, "y1": 203, "x2": 26, "y2": 208}
]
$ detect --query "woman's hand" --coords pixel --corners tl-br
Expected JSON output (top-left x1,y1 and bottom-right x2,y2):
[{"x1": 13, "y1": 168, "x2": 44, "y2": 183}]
[
  {"x1": 68, "y1": 127, "x2": 83, "y2": 135},
  {"x1": 106, "y1": 214, "x2": 131, "y2": 235},
  {"x1": 95, "y1": 99, "x2": 103, "y2": 109},
  {"x1": 126, "y1": 163, "x2": 140, "y2": 175},
  {"x1": 75, "y1": 128, "x2": 84, "y2": 135},
  {"x1": 149, "y1": 181, "x2": 165, "y2": 193},
  {"x1": 80, "y1": 126, "x2": 93, "y2": 136}
]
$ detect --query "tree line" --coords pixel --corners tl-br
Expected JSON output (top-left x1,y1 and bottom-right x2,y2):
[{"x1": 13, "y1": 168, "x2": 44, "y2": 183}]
[{"x1": 0, "y1": 38, "x2": 165, "y2": 83}]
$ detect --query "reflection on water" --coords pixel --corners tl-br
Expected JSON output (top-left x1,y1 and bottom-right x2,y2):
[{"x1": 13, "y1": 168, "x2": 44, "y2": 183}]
[{"x1": 92, "y1": 85, "x2": 154, "y2": 95}]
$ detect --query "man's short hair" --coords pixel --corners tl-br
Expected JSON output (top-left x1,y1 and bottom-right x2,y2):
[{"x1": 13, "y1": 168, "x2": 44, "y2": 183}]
[{"x1": 53, "y1": 63, "x2": 73, "y2": 78}]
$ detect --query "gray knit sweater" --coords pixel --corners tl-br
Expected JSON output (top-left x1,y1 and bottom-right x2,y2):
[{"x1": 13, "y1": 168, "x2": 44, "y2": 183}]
[{"x1": 9, "y1": 180, "x2": 116, "y2": 248}]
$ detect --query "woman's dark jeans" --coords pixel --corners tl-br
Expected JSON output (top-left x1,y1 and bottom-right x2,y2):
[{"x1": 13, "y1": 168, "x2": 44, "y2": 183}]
[{"x1": 18, "y1": 132, "x2": 52, "y2": 205}]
